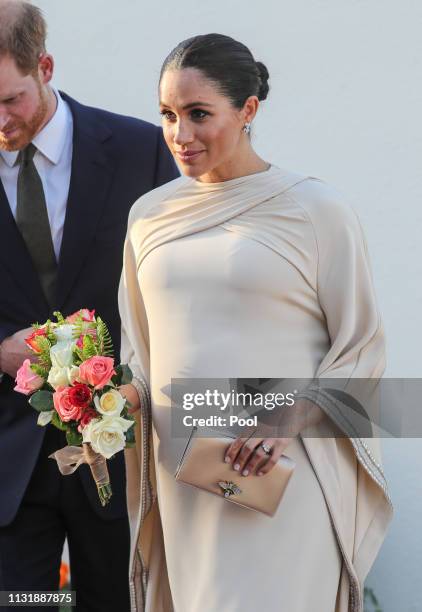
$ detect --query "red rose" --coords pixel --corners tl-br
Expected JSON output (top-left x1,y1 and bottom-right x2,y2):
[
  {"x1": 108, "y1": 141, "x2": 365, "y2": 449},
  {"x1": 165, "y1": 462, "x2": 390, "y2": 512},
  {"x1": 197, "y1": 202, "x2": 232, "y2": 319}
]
[
  {"x1": 68, "y1": 383, "x2": 92, "y2": 409},
  {"x1": 77, "y1": 408, "x2": 98, "y2": 433}
]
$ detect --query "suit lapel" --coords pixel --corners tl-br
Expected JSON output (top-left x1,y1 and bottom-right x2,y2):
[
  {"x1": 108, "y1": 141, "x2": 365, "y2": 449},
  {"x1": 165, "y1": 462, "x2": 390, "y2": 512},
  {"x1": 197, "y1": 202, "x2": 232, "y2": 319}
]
[
  {"x1": 0, "y1": 180, "x2": 49, "y2": 313},
  {"x1": 56, "y1": 94, "x2": 114, "y2": 310}
]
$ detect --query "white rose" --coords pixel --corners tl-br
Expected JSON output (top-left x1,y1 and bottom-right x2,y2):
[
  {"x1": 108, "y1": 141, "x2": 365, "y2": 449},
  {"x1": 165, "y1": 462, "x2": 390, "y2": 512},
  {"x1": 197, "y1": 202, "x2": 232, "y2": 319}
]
[
  {"x1": 54, "y1": 324, "x2": 75, "y2": 342},
  {"x1": 47, "y1": 366, "x2": 71, "y2": 389},
  {"x1": 68, "y1": 365, "x2": 80, "y2": 385},
  {"x1": 82, "y1": 416, "x2": 134, "y2": 459},
  {"x1": 50, "y1": 341, "x2": 75, "y2": 368},
  {"x1": 94, "y1": 389, "x2": 125, "y2": 418},
  {"x1": 81, "y1": 418, "x2": 99, "y2": 443}
]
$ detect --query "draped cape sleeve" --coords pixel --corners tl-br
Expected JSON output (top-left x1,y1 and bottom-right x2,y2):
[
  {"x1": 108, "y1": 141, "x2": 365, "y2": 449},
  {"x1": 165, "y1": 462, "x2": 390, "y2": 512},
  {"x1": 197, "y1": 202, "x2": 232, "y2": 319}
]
[
  {"x1": 285, "y1": 179, "x2": 393, "y2": 610},
  {"x1": 119, "y1": 193, "x2": 176, "y2": 612}
]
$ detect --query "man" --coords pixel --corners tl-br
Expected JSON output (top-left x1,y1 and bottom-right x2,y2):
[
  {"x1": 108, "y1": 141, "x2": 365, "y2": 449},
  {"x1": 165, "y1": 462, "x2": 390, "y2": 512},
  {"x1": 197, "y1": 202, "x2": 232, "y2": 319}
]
[{"x1": 0, "y1": 2, "x2": 178, "y2": 610}]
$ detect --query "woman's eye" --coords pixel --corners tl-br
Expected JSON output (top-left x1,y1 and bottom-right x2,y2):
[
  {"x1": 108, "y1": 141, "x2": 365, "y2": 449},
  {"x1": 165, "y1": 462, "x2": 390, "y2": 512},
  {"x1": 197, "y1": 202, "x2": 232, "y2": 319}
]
[
  {"x1": 160, "y1": 108, "x2": 209, "y2": 122},
  {"x1": 160, "y1": 110, "x2": 176, "y2": 121},
  {"x1": 190, "y1": 109, "x2": 209, "y2": 120}
]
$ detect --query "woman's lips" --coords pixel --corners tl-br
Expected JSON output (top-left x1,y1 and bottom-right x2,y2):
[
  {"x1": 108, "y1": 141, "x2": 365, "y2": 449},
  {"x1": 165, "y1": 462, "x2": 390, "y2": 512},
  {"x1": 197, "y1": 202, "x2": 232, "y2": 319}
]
[{"x1": 176, "y1": 150, "x2": 205, "y2": 163}]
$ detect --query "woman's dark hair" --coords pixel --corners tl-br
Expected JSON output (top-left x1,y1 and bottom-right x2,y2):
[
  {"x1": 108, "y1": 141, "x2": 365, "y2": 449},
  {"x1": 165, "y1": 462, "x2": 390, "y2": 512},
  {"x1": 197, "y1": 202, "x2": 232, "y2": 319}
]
[{"x1": 160, "y1": 34, "x2": 270, "y2": 108}]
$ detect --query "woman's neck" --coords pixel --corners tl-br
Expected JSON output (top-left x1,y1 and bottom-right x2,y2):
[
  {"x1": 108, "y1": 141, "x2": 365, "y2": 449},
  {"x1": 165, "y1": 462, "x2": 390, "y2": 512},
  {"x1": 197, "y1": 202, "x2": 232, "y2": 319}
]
[{"x1": 196, "y1": 148, "x2": 270, "y2": 184}]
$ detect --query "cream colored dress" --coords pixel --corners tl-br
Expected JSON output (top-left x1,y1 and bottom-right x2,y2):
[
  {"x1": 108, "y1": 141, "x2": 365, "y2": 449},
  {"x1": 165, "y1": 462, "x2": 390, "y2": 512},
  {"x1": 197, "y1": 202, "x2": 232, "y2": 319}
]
[{"x1": 119, "y1": 166, "x2": 393, "y2": 612}]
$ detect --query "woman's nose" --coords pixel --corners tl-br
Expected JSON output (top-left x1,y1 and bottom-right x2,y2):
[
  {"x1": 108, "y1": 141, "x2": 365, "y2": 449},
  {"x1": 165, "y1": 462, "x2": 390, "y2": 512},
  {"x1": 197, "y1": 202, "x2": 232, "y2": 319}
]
[{"x1": 173, "y1": 120, "x2": 194, "y2": 146}]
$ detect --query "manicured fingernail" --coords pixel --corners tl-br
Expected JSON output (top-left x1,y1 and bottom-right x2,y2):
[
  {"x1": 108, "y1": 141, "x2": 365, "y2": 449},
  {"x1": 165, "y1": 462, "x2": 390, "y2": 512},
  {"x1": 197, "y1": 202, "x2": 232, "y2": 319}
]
[
  {"x1": 242, "y1": 470, "x2": 249, "y2": 476},
  {"x1": 224, "y1": 456, "x2": 231, "y2": 463},
  {"x1": 234, "y1": 463, "x2": 240, "y2": 471},
  {"x1": 257, "y1": 471, "x2": 263, "y2": 476}
]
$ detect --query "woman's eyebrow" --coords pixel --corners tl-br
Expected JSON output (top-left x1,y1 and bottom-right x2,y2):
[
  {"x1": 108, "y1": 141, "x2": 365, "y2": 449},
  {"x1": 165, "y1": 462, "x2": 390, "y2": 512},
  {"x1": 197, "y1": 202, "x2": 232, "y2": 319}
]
[
  {"x1": 182, "y1": 102, "x2": 213, "y2": 110},
  {"x1": 159, "y1": 101, "x2": 214, "y2": 110}
]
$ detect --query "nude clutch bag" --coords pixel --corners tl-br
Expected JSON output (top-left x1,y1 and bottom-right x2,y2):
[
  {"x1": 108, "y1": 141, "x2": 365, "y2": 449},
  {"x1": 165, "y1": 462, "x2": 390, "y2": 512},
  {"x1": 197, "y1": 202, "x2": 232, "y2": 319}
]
[{"x1": 174, "y1": 429, "x2": 295, "y2": 517}]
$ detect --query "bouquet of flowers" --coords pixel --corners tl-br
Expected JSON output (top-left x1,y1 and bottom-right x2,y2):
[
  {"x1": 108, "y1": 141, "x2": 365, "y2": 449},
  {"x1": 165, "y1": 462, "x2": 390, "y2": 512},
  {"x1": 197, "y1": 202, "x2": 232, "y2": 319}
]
[{"x1": 14, "y1": 309, "x2": 135, "y2": 506}]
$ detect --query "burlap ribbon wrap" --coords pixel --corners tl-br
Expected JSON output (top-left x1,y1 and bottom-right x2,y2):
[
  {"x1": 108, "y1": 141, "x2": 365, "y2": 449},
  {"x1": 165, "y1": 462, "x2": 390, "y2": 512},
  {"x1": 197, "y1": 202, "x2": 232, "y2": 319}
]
[{"x1": 49, "y1": 443, "x2": 112, "y2": 505}]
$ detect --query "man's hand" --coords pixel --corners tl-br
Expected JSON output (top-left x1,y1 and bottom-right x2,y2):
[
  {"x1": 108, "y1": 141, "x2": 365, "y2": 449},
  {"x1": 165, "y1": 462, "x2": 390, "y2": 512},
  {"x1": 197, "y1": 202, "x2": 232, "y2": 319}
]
[{"x1": 0, "y1": 327, "x2": 34, "y2": 379}]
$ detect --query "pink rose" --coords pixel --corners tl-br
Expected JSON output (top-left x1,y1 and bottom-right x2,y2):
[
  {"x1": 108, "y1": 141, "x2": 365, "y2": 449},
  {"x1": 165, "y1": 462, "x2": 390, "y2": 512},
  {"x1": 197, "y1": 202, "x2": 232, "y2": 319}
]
[
  {"x1": 14, "y1": 359, "x2": 44, "y2": 395},
  {"x1": 53, "y1": 386, "x2": 83, "y2": 422},
  {"x1": 66, "y1": 309, "x2": 95, "y2": 324},
  {"x1": 78, "y1": 356, "x2": 115, "y2": 390}
]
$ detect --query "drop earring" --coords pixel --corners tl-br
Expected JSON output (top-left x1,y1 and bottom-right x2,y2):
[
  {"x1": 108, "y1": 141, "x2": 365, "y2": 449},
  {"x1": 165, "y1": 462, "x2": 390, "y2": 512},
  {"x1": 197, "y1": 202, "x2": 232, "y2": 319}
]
[{"x1": 243, "y1": 122, "x2": 251, "y2": 134}]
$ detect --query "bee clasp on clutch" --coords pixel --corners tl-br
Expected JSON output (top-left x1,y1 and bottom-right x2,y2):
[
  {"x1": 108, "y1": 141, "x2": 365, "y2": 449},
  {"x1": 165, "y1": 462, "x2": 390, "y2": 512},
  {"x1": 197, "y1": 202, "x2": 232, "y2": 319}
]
[{"x1": 218, "y1": 480, "x2": 242, "y2": 498}]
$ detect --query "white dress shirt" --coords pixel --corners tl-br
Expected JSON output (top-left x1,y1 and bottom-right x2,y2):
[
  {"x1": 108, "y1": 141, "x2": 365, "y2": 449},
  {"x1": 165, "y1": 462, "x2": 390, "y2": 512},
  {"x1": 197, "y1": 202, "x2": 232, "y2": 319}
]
[{"x1": 0, "y1": 88, "x2": 73, "y2": 261}]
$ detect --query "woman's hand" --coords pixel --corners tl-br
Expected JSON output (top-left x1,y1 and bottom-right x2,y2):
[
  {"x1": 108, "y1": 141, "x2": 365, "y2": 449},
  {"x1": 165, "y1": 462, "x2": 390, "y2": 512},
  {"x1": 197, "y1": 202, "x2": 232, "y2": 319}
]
[
  {"x1": 224, "y1": 436, "x2": 291, "y2": 477},
  {"x1": 224, "y1": 399, "x2": 325, "y2": 477},
  {"x1": 119, "y1": 383, "x2": 141, "y2": 414}
]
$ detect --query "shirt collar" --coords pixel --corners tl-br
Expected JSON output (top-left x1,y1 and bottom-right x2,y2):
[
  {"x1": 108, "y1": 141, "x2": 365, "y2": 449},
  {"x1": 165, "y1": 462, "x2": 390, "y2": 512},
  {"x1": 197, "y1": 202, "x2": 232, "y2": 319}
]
[{"x1": 0, "y1": 87, "x2": 71, "y2": 168}]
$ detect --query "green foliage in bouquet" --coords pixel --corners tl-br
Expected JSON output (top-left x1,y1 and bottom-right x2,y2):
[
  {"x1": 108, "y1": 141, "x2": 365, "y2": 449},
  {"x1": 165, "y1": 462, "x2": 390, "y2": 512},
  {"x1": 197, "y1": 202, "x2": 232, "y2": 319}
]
[
  {"x1": 53, "y1": 311, "x2": 66, "y2": 325},
  {"x1": 112, "y1": 363, "x2": 133, "y2": 387},
  {"x1": 80, "y1": 334, "x2": 97, "y2": 361},
  {"x1": 66, "y1": 428, "x2": 83, "y2": 446},
  {"x1": 71, "y1": 314, "x2": 114, "y2": 364},
  {"x1": 27, "y1": 324, "x2": 55, "y2": 373},
  {"x1": 29, "y1": 390, "x2": 54, "y2": 412},
  {"x1": 51, "y1": 411, "x2": 68, "y2": 432},
  {"x1": 124, "y1": 420, "x2": 136, "y2": 447},
  {"x1": 31, "y1": 362, "x2": 50, "y2": 380},
  {"x1": 33, "y1": 336, "x2": 52, "y2": 370},
  {"x1": 111, "y1": 364, "x2": 136, "y2": 448},
  {"x1": 96, "y1": 317, "x2": 114, "y2": 357},
  {"x1": 33, "y1": 318, "x2": 58, "y2": 342}
]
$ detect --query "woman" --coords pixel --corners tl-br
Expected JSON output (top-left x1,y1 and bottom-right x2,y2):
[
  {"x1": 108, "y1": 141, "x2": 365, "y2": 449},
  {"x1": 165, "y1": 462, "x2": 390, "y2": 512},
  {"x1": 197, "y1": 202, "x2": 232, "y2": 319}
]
[{"x1": 119, "y1": 34, "x2": 392, "y2": 612}]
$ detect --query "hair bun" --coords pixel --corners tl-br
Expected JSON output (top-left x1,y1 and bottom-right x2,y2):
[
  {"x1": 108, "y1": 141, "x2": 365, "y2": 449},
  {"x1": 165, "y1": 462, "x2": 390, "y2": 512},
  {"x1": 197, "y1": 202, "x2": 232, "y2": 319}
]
[{"x1": 256, "y1": 61, "x2": 270, "y2": 101}]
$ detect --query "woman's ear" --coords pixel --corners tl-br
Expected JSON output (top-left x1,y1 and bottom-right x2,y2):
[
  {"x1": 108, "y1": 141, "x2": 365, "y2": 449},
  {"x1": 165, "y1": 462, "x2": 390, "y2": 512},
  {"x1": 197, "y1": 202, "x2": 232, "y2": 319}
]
[{"x1": 242, "y1": 95, "x2": 260, "y2": 125}]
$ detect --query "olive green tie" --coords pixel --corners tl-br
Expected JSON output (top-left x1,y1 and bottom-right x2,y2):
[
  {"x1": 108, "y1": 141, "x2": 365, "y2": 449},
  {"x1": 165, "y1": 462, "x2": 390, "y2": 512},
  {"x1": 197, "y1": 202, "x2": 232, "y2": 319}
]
[{"x1": 16, "y1": 143, "x2": 57, "y2": 307}]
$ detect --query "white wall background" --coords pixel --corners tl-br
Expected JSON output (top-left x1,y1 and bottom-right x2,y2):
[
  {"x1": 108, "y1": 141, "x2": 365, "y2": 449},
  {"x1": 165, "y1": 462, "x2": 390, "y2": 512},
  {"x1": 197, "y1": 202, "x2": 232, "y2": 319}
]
[{"x1": 36, "y1": 1, "x2": 422, "y2": 610}]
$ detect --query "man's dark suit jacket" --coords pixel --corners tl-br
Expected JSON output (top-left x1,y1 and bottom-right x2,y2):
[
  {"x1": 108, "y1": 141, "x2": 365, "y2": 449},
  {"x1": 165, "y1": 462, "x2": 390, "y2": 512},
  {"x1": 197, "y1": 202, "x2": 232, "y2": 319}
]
[{"x1": 0, "y1": 92, "x2": 179, "y2": 526}]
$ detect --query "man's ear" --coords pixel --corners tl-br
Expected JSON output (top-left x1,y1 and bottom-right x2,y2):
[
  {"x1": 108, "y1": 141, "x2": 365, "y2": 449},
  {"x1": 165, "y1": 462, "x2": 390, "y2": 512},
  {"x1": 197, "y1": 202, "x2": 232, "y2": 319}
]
[{"x1": 38, "y1": 53, "x2": 54, "y2": 84}]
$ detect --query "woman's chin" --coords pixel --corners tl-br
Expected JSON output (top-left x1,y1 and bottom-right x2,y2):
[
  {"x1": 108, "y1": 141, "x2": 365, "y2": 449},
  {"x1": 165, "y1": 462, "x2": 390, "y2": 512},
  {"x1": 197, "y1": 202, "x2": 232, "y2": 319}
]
[{"x1": 178, "y1": 163, "x2": 207, "y2": 179}]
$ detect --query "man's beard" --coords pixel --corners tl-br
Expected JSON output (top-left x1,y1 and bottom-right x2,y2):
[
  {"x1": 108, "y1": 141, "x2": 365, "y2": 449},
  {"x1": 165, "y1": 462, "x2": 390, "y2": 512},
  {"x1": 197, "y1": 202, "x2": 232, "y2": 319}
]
[{"x1": 0, "y1": 86, "x2": 49, "y2": 152}]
